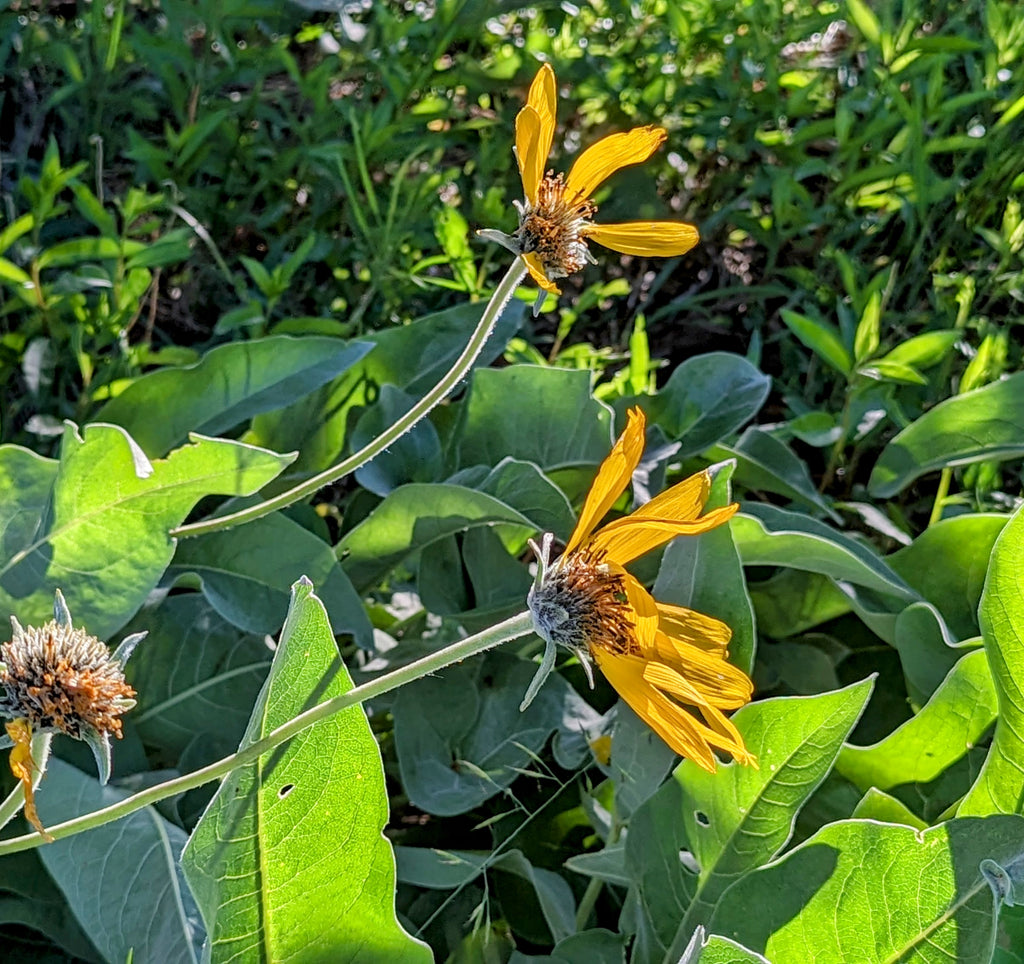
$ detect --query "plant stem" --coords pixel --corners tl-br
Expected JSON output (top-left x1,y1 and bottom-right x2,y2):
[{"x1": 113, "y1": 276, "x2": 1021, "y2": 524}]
[
  {"x1": 574, "y1": 821, "x2": 622, "y2": 930},
  {"x1": 929, "y1": 468, "x2": 952, "y2": 526},
  {"x1": 170, "y1": 260, "x2": 528, "y2": 539},
  {"x1": 0, "y1": 610, "x2": 536, "y2": 854}
]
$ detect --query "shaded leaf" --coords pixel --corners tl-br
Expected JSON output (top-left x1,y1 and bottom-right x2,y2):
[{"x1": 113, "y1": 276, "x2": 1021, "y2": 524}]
[
  {"x1": 457, "y1": 366, "x2": 611, "y2": 470},
  {"x1": 645, "y1": 352, "x2": 771, "y2": 459},
  {"x1": 36, "y1": 758, "x2": 203, "y2": 964},
  {"x1": 169, "y1": 510, "x2": 371, "y2": 643},
  {"x1": 98, "y1": 336, "x2": 372, "y2": 457}
]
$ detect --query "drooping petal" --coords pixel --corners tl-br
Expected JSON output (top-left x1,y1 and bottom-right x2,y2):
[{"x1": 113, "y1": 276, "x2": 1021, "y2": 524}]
[
  {"x1": 564, "y1": 126, "x2": 667, "y2": 203},
  {"x1": 522, "y1": 252, "x2": 560, "y2": 293},
  {"x1": 655, "y1": 602, "x2": 732, "y2": 652},
  {"x1": 565, "y1": 407, "x2": 647, "y2": 554},
  {"x1": 648, "y1": 635, "x2": 754, "y2": 708},
  {"x1": 588, "y1": 503, "x2": 740, "y2": 565},
  {"x1": 6, "y1": 719, "x2": 53, "y2": 841},
  {"x1": 591, "y1": 647, "x2": 717, "y2": 771},
  {"x1": 515, "y1": 105, "x2": 544, "y2": 206},
  {"x1": 618, "y1": 570, "x2": 659, "y2": 652},
  {"x1": 585, "y1": 221, "x2": 700, "y2": 257},
  {"x1": 526, "y1": 64, "x2": 557, "y2": 179}
]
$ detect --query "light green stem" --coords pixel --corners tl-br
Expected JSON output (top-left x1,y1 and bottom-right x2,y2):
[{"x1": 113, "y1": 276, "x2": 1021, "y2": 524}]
[
  {"x1": 929, "y1": 467, "x2": 952, "y2": 526},
  {"x1": 0, "y1": 611, "x2": 536, "y2": 854},
  {"x1": 170, "y1": 260, "x2": 528, "y2": 539}
]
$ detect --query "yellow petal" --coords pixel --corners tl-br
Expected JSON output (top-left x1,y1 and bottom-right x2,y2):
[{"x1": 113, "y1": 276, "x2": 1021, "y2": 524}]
[
  {"x1": 591, "y1": 647, "x2": 717, "y2": 771},
  {"x1": 586, "y1": 221, "x2": 700, "y2": 257},
  {"x1": 618, "y1": 570, "x2": 658, "y2": 652},
  {"x1": 648, "y1": 636, "x2": 754, "y2": 708},
  {"x1": 655, "y1": 602, "x2": 732, "y2": 652},
  {"x1": 588, "y1": 503, "x2": 740, "y2": 565},
  {"x1": 630, "y1": 470, "x2": 711, "y2": 524},
  {"x1": 564, "y1": 126, "x2": 666, "y2": 202},
  {"x1": 515, "y1": 105, "x2": 544, "y2": 206},
  {"x1": 565, "y1": 407, "x2": 646, "y2": 554},
  {"x1": 526, "y1": 64, "x2": 557, "y2": 179},
  {"x1": 521, "y1": 252, "x2": 560, "y2": 293},
  {"x1": 5, "y1": 719, "x2": 53, "y2": 842}
]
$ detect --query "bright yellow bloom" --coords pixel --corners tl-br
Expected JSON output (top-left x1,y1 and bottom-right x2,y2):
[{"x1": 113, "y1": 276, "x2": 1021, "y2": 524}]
[
  {"x1": 527, "y1": 407, "x2": 756, "y2": 772},
  {"x1": 482, "y1": 64, "x2": 699, "y2": 307}
]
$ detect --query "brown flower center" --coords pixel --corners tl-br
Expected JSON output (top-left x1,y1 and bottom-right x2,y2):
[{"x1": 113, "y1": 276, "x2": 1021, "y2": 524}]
[
  {"x1": 528, "y1": 546, "x2": 637, "y2": 655},
  {"x1": 515, "y1": 173, "x2": 598, "y2": 279}
]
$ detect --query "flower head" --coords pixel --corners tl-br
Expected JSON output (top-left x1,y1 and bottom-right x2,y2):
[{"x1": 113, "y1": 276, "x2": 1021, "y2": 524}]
[
  {"x1": 527, "y1": 408, "x2": 755, "y2": 772},
  {"x1": 0, "y1": 591, "x2": 145, "y2": 794},
  {"x1": 481, "y1": 64, "x2": 700, "y2": 312}
]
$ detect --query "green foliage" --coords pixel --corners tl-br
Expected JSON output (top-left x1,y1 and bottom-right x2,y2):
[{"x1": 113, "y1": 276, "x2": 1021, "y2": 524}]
[{"x1": 0, "y1": 0, "x2": 1022, "y2": 962}]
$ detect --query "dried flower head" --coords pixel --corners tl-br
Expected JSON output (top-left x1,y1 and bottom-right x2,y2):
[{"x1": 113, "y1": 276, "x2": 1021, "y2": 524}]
[{"x1": 0, "y1": 590, "x2": 145, "y2": 789}]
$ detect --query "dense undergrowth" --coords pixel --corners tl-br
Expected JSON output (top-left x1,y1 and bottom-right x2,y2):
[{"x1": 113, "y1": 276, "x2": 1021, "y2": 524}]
[{"x1": 1, "y1": 0, "x2": 1023, "y2": 962}]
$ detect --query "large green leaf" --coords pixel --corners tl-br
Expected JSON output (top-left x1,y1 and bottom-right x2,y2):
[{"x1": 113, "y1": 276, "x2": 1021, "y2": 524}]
[
  {"x1": 125, "y1": 595, "x2": 272, "y2": 767},
  {"x1": 707, "y1": 427, "x2": 839, "y2": 521},
  {"x1": 732, "y1": 503, "x2": 916, "y2": 600},
  {"x1": 654, "y1": 463, "x2": 757, "y2": 673},
  {"x1": 169, "y1": 510, "x2": 371, "y2": 643},
  {"x1": 248, "y1": 300, "x2": 525, "y2": 480},
  {"x1": 0, "y1": 851, "x2": 103, "y2": 962},
  {"x1": 181, "y1": 579, "x2": 430, "y2": 963},
  {"x1": 456, "y1": 366, "x2": 611, "y2": 470},
  {"x1": 708, "y1": 816, "x2": 1024, "y2": 963},
  {"x1": 338, "y1": 482, "x2": 546, "y2": 593},
  {"x1": 392, "y1": 651, "x2": 584, "y2": 816},
  {"x1": 626, "y1": 680, "x2": 874, "y2": 950},
  {"x1": 959, "y1": 502, "x2": 1024, "y2": 816},
  {"x1": 837, "y1": 649, "x2": 996, "y2": 791},
  {"x1": 645, "y1": 352, "x2": 771, "y2": 458},
  {"x1": 888, "y1": 514, "x2": 1008, "y2": 641},
  {"x1": 0, "y1": 424, "x2": 292, "y2": 639},
  {"x1": 36, "y1": 758, "x2": 203, "y2": 964},
  {"x1": 97, "y1": 336, "x2": 372, "y2": 456},
  {"x1": 869, "y1": 372, "x2": 1024, "y2": 497}
]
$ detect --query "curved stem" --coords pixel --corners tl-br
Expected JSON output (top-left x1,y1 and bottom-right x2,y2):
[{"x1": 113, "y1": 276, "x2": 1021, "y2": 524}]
[
  {"x1": 0, "y1": 611, "x2": 536, "y2": 854},
  {"x1": 171, "y1": 260, "x2": 528, "y2": 539}
]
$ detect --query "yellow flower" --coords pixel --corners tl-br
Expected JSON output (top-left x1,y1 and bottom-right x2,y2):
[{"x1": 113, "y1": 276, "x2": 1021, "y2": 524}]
[
  {"x1": 527, "y1": 407, "x2": 756, "y2": 772},
  {"x1": 481, "y1": 64, "x2": 700, "y2": 308}
]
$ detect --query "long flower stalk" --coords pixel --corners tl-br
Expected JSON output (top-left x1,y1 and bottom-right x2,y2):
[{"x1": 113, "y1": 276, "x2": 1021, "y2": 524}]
[
  {"x1": 170, "y1": 260, "x2": 528, "y2": 539},
  {"x1": 0, "y1": 610, "x2": 535, "y2": 854}
]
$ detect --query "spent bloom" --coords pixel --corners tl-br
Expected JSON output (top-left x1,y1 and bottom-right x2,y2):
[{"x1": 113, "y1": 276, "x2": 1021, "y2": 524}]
[
  {"x1": 527, "y1": 408, "x2": 755, "y2": 772},
  {"x1": 480, "y1": 64, "x2": 700, "y2": 312},
  {"x1": 0, "y1": 590, "x2": 144, "y2": 837}
]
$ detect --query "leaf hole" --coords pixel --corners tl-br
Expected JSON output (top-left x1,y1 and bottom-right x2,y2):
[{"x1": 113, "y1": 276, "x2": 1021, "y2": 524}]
[
  {"x1": 694, "y1": 810, "x2": 710, "y2": 827},
  {"x1": 278, "y1": 783, "x2": 295, "y2": 799}
]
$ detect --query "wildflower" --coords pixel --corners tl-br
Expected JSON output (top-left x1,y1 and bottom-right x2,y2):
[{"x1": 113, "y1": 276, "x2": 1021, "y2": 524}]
[
  {"x1": 480, "y1": 64, "x2": 700, "y2": 313},
  {"x1": 526, "y1": 408, "x2": 756, "y2": 772},
  {"x1": 0, "y1": 590, "x2": 145, "y2": 838}
]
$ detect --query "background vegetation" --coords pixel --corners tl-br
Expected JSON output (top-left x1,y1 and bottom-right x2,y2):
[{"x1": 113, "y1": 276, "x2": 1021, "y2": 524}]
[{"x1": 1, "y1": 0, "x2": 1023, "y2": 961}]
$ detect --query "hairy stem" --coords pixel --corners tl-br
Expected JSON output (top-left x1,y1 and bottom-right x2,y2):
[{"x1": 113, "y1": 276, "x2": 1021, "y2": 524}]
[
  {"x1": 170, "y1": 259, "x2": 528, "y2": 539},
  {"x1": 0, "y1": 610, "x2": 536, "y2": 854}
]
